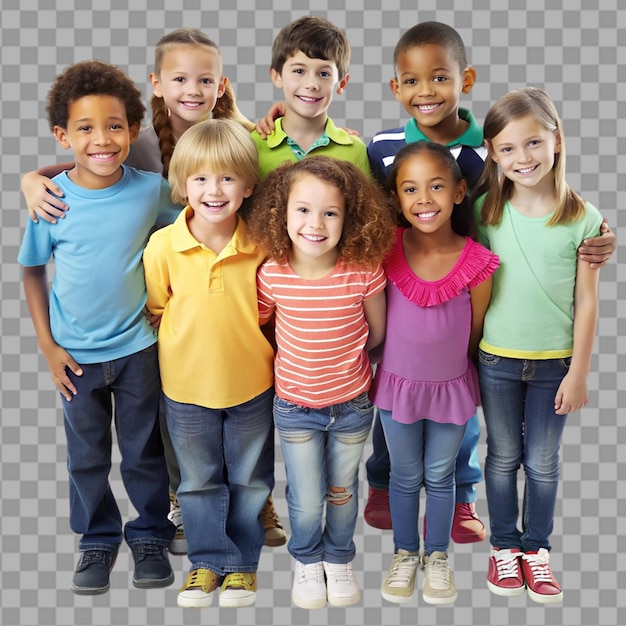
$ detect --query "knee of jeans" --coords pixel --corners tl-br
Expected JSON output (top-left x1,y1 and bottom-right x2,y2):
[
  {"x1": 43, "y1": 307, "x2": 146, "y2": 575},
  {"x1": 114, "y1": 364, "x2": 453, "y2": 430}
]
[{"x1": 325, "y1": 485, "x2": 352, "y2": 506}]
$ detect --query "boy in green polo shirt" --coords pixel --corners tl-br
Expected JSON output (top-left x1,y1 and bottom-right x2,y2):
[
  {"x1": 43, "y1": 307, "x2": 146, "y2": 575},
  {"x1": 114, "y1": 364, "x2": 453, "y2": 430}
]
[{"x1": 251, "y1": 15, "x2": 371, "y2": 180}]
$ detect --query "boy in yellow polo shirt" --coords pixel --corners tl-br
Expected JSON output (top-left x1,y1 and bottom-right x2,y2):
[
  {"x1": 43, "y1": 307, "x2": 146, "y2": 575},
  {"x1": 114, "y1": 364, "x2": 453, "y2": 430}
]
[{"x1": 143, "y1": 120, "x2": 274, "y2": 610}]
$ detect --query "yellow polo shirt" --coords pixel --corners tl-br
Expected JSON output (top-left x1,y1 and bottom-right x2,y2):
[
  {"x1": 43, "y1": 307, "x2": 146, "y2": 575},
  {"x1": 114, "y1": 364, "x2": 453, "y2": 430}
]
[{"x1": 143, "y1": 207, "x2": 274, "y2": 408}]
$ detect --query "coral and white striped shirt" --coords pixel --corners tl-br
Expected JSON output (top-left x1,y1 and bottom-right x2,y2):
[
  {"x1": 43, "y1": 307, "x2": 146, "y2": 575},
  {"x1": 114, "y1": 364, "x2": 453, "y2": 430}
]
[{"x1": 257, "y1": 260, "x2": 386, "y2": 408}]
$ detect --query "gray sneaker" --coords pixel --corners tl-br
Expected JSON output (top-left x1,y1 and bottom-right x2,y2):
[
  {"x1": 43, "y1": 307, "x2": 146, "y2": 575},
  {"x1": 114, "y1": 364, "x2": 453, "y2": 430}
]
[
  {"x1": 130, "y1": 544, "x2": 175, "y2": 589},
  {"x1": 422, "y1": 551, "x2": 457, "y2": 605},
  {"x1": 381, "y1": 549, "x2": 421, "y2": 603},
  {"x1": 71, "y1": 549, "x2": 118, "y2": 595}
]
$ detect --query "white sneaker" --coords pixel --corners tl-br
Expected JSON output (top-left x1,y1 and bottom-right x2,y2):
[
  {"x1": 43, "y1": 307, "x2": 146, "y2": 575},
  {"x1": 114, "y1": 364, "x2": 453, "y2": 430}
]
[
  {"x1": 292, "y1": 560, "x2": 326, "y2": 609},
  {"x1": 167, "y1": 493, "x2": 187, "y2": 555},
  {"x1": 422, "y1": 551, "x2": 457, "y2": 605},
  {"x1": 322, "y1": 561, "x2": 361, "y2": 607},
  {"x1": 381, "y1": 549, "x2": 420, "y2": 603}
]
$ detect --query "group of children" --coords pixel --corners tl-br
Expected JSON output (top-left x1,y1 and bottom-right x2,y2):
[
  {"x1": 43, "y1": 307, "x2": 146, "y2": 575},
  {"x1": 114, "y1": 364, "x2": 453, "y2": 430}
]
[{"x1": 19, "y1": 15, "x2": 614, "y2": 611}]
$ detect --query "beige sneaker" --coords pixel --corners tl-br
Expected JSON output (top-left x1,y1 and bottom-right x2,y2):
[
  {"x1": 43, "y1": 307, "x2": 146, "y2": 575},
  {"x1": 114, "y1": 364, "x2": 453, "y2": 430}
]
[
  {"x1": 261, "y1": 495, "x2": 287, "y2": 547},
  {"x1": 381, "y1": 549, "x2": 420, "y2": 603},
  {"x1": 422, "y1": 551, "x2": 457, "y2": 605}
]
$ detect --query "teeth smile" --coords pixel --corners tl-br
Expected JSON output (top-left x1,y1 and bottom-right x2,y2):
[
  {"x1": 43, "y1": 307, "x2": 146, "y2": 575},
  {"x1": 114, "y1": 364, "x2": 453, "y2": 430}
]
[
  {"x1": 417, "y1": 210, "x2": 438, "y2": 218},
  {"x1": 298, "y1": 95, "x2": 321, "y2": 102},
  {"x1": 301, "y1": 234, "x2": 326, "y2": 241},
  {"x1": 517, "y1": 165, "x2": 537, "y2": 174},
  {"x1": 91, "y1": 153, "x2": 116, "y2": 160},
  {"x1": 181, "y1": 101, "x2": 202, "y2": 107},
  {"x1": 417, "y1": 104, "x2": 439, "y2": 111}
]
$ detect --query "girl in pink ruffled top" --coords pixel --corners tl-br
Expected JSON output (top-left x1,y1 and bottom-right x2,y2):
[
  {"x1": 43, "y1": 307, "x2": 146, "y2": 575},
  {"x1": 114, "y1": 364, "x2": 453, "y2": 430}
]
[{"x1": 372, "y1": 141, "x2": 499, "y2": 606}]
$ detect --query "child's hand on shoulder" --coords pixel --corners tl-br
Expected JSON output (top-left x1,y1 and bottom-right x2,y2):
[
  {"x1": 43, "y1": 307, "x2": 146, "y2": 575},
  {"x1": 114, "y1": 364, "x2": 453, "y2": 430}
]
[
  {"x1": 22, "y1": 171, "x2": 68, "y2": 224},
  {"x1": 255, "y1": 102, "x2": 286, "y2": 139}
]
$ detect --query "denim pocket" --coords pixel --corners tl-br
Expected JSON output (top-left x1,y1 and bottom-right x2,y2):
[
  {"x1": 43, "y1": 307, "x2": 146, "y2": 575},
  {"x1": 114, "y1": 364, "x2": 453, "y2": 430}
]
[
  {"x1": 558, "y1": 356, "x2": 572, "y2": 370},
  {"x1": 345, "y1": 392, "x2": 374, "y2": 415},
  {"x1": 273, "y1": 395, "x2": 306, "y2": 414},
  {"x1": 478, "y1": 348, "x2": 501, "y2": 367}
]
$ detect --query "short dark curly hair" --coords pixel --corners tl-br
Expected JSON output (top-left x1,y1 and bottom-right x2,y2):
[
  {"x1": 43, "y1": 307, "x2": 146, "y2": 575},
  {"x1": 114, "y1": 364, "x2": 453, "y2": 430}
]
[
  {"x1": 46, "y1": 60, "x2": 145, "y2": 132},
  {"x1": 246, "y1": 156, "x2": 396, "y2": 270}
]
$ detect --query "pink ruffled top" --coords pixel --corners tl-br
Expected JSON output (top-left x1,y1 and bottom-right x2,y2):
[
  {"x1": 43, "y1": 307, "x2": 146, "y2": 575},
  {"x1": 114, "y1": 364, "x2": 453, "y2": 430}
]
[{"x1": 370, "y1": 228, "x2": 499, "y2": 425}]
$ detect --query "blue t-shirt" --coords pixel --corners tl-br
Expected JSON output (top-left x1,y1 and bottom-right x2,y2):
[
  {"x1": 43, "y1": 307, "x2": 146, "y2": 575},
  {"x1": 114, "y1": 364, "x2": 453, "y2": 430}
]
[{"x1": 18, "y1": 166, "x2": 180, "y2": 363}]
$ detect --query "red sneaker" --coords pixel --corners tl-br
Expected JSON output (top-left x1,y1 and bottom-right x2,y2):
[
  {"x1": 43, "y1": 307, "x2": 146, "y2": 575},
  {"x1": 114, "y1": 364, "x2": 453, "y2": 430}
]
[
  {"x1": 364, "y1": 487, "x2": 392, "y2": 530},
  {"x1": 487, "y1": 548, "x2": 525, "y2": 596},
  {"x1": 451, "y1": 502, "x2": 486, "y2": 544},
  {"x1": 521, "y1": 549, "x2": 563, "y2": 604}
]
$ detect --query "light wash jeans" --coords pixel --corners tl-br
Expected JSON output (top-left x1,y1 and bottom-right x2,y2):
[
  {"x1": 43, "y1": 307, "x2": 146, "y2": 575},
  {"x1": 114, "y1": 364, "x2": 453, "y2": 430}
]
[{"x1": 273, "y1": 392, "x2": 374, "y2": 564}]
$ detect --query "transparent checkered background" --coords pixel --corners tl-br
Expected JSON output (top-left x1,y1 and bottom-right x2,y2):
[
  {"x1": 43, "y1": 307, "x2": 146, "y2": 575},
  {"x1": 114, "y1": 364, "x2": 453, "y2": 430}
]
[{"x1": 1, "y1": 0, "x2": 624, "y2": 624}]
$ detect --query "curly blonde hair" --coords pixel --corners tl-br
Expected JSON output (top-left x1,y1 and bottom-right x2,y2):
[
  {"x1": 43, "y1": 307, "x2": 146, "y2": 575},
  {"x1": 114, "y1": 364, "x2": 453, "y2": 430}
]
[{"x1": 246, "y1": 156, "x2": 396, "y2": 270}]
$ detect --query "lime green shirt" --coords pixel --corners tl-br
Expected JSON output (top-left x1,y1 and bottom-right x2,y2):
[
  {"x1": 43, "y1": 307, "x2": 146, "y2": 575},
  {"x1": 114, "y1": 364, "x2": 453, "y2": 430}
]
[
  {"x1": 143, "y1": 208, "x2": 274, "y2": 408},
  {"x1": 251, "y1": 116, "x2": 372, "y2": 180}
]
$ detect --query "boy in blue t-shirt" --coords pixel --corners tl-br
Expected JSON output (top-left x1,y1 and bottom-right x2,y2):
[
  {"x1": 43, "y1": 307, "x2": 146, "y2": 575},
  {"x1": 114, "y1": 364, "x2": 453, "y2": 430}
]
[
  {"x1": 365, "y1": 21, "x2": 615, "y2": 543},
  {"x1": 18, "y1": 60, "x2": 179, "y2": 596}
]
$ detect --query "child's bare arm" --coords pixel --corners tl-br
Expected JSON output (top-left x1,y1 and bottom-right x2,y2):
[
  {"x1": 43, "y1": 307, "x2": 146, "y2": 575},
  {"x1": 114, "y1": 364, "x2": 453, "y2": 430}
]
[
  {"x1": 364, "y1": 289, "x2": 387, "y2": 354},
  {"x1": 468, "y1": 276, "x2": 493, "y2": 358},
  {"x1": 21, "y1": 163, "x2": 73, "y2": 223},
  {"x1": 554, "y1": 259, "x2": 599, "y2": 415},
  {"x1": 23, "y1": 265, "x2": 83, "y2": 400}
]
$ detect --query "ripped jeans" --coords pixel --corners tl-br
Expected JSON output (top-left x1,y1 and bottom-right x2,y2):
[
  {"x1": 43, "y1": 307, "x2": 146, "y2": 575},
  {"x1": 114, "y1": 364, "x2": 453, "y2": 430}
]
[{"x1": 274, "y1": 392, "x2": 374, "y2": 565}]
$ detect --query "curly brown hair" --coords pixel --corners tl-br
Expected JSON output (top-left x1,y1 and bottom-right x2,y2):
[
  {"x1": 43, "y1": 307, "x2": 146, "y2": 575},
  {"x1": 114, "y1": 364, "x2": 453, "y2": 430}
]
[
  {"x1": 246, "y1": 156, "x2": 396, "y2": 270},
  {"x1": 46, "y1": 60, "x2": 145, "y2": 132}
]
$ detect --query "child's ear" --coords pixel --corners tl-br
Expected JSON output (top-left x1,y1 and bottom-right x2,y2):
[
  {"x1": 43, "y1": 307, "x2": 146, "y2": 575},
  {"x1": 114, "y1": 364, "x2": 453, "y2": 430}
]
[
  {"x1": 53, "y1": 126, "x2": 71, "y2": 149},
  {"x1": 217, "y1": 76, "x2": 227, "y2": 99},
  {"x1": 454, "y1": 178, "x2": 468, "y2": 203},
  {"x1": 336, "y1": 73, "x2": 350, "y2": 95},
  {"x1": 129, "y1": 123, "x2": 140, "y2": 143},
  {"x1": 270, "y1": 68, "x2": 283, "y2": 90},
  {"x1": 150, "y1": 72, "x2": 162, "y2": 98},
  {"x1": 461, "y1": 66, "x2": 477, "y2": 94},
  {"x1": 554, "y1": 130, "x2": 562, "y2": 153},
  {"x1": 389, "y1": 77, "x2": 401, "y2": 101}
]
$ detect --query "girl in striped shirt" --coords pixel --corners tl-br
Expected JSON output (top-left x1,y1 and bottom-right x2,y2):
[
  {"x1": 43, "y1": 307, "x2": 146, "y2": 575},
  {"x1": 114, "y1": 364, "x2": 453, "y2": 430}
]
[{"x1": 247, "y1": 156, "x2": 396, "y2": 610}]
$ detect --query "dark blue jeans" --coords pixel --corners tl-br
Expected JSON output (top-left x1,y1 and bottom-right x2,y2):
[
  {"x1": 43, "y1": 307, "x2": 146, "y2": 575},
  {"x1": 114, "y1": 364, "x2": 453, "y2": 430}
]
[
  {"x1": 366, "y1": 409, "x2": 482, "y2": 503},
  {"x1": 478, "y1": 350, "x2": 570, "y2": 552},
  {"x1": 62, "y1": 344, "x2": 174, "y2": 552}
]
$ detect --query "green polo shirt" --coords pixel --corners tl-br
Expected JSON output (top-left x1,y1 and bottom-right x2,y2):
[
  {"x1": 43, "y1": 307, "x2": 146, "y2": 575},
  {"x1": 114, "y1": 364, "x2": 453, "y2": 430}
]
[{"x1": 251, "y1": 117, "x2": 372, "y2": 180}]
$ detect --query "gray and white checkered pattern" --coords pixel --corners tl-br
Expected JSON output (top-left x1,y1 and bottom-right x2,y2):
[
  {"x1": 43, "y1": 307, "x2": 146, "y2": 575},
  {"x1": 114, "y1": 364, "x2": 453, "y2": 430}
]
[{"x1": 1, "y1": 0, "x2": 624, "y2": 624}]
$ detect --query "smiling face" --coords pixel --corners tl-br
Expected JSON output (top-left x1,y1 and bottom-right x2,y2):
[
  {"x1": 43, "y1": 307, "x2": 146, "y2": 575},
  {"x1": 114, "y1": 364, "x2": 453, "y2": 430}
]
[
  {"x1": 271, "y1": 50, "x2": 348, "y2": 122},
  {"x1": 53, "y1": 94, "x2": 137, "y2": 189},
  {"x1": 390, "y1": 43, "x2": 475, "y2": 144},
  {"x1": 489, "y1": 114, "x2": 561, "y2": 192},
  {"x1": 286, "y1": 173, "x2": 345, "y2": 269},
  {"x1": 150, "y1": 44, "x2": 226, "y2": 134},
  {"x1": 394, "y1": 150, "x2": 466, "y2": 235},
  {"x1": 185, "y1": 168, "x2": 253, "y2": 229}
]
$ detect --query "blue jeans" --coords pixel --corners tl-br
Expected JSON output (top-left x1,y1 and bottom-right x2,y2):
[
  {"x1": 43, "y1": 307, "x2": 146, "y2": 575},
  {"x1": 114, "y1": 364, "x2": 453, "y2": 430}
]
[
  {"x1": 164, "y1": 388, "x2": 274, "y2": 574},
  {"x1": 274, "y1": 392, "x2": 374, "y2": 564},
  {"x1": 62, "y1": 344, "x2": 174, "y2": 552},
  {"x1": 366, "y1": 409, "x2": 482, "y2": 503},
  {"x1": 478, "y1": 350, "x2": 570, "y2": 552},
  {"x1": 379, "y1": 409, "x2": 467, "y2": 554}
]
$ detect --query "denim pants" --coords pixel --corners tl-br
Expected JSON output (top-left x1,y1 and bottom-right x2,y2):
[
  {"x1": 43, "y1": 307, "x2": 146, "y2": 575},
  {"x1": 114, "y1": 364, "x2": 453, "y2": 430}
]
[
  {"x1": 366, "y1": 409, "x2": 482, "y2": 503},
  {"x1": 274, "y1": 392, "x2": 374, "y2": 565},
  {"x1": 164, "y1": 387, "x2": 274, "y2": 574},
  {"x1": 478, "y1": 350, "x2": 570, "y2": 552},
  {"x1": 379, "y1": 409, "x2": 467, "y2": 554},
  {"x1": 62, "y1": 344, "x2": 174, "y2": 552}
]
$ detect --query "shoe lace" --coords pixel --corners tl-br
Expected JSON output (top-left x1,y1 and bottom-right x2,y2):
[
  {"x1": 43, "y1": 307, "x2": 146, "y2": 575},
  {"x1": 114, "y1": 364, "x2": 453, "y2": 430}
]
[
  {"x1": 325, "y1": 562, "x2": 354, "y2": 585},
  {"x1": 424, "y1": 554, "x2": 451, "y2": 590},
  {"x1": 493, "y1": 550, "x2": 522, "y2": 581},
  {"x1": 298, "y1": 562, "x2": 325, "y2": 584},
  {"x1": 223, "y1": 572, "x2": 254, "y2": 590},
  {"x1": 522, "y1": 550, "x2": 553, "y2": 583},
  {"x1": 133, "y1": 544, "x2": 166, "y2": 563},
  {"x1": 386, "y1": 552, "x2": 420, "y2": 587},
  {"x1": 261, "y1": 500, "x2": 282, "y2": 529},
  {"x1": 186, "y1": 568, "x2": 218, "y2": 590},
  {"x1": 80, "y1": 550, "x2": 108, "y2": 566}
]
